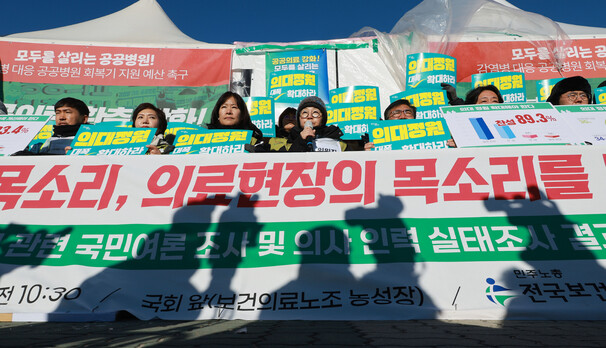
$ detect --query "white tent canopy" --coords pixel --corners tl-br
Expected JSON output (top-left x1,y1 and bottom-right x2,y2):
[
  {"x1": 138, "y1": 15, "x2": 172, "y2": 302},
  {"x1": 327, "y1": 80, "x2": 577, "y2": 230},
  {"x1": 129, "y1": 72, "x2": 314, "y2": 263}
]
[
  {"x1": 4, "y1": 0, "x2": 606, "y2": 47},
  {"x1": 3, "y1": 0, "x2": 232, "y2": 48}
]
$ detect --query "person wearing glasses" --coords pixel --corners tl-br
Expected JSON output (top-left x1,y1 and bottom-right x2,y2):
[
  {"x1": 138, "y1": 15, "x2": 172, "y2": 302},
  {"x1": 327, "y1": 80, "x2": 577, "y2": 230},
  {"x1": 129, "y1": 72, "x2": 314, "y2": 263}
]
[
  {"x1": 364, "y1": 99, "x2": 417, "y2": 151},
  {"x1": 383, "y1": 99, "x2": 417, "y2": 120},
  {"x1": 546, "y1": 76, "x2": 592, "y2": 105},
  {"x1": 287, "y1": 96, "x2": 347, "y2": 152}
]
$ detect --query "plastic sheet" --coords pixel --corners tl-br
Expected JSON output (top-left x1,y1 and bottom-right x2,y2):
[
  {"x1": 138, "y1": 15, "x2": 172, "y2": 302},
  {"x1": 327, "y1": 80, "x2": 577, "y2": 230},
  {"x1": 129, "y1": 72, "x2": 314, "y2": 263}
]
[{"x1": 351, "y1": 0, "x2": 570, "y2": 90}]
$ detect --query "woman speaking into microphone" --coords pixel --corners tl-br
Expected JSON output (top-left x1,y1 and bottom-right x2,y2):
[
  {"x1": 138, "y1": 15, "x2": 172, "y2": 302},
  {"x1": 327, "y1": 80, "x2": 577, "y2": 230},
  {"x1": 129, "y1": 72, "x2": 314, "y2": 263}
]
[{"x1": 286, "y1": 96, "x2": 348, "y2": 152}]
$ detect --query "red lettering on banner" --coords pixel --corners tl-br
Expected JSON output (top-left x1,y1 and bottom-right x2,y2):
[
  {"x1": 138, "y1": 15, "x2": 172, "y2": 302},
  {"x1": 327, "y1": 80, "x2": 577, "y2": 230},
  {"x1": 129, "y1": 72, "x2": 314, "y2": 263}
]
[
  {"x1": 330, "y1": 160, "x2": 375, "y2": 204},
  {"x1": 187, "y1": 165, "x2": 236, "y2": 206},
  {"x1": 67, "y1": 165, "x2": 123, "y2": 209},
  {"x1": 521, "y1": 156, "x2": 541, "y2": 201},
  {"x1": 280, "y1": 161, "x2": 375, "y2": 208},
  {"x1": 172, "y1": 166, "x2": 195, "y2": 209},
  {"x1": 237, "y1": 160, "x2": 376, "y2": 208},
  {"x1": 442, "y1": 158, "x2": 490, "y2": 201},
  {"x1": 237, "y1": 162, "x2": 282, "y2": 208},
  {"x1": 282, "y1": 163, "x2": 325, "y2": 207},
  {"x1": 22, "y1": 165, "x2": 70, "y2": 208},
  {"x1": 314, "y1": 161, "x2": 332, "y2": 187},
  {"x1": 538, "y1": 155, "x2": 592, "y2": 200},
  {"x1": 142, "y1": 165, "x2": 197, "y2": 208},
  {"x1": 452, "y1": 39, "x2": 606, "y2": 82},
  {"x1": 68, "y1": 165, "x2": 108, "y2": 208},
  {"x1": 0, "y1": 165, "x2": 34, "y2": 210},
  {"x1": 284, "y1": 187, "x2": 326, "y2": 207},
  {"x1": 98, "y1": 165, "x2": 124, "y2": 211},
  {"x1": 142, "y1": 165, "x2": 181, "y2": 207},
  {"x1": 283, "y1": 163, "x2": 315, "y2": 187},
  {"x1": 394, "y1": 159, "x2": 439, "y2": 204},
  {"x1": 0, "y1": 41, "x2": 231, "y2": 87},
  {"x1": 330, "y1": 161, "x2": 361, "y2": 203},
  {"x1": 363, "y1": 161, "x2": 377, "y2": 205},
  {"x1": 395, "y1": 156, "x2": 544, "y2": 203},
  {"x1": 490, "y1": 156, "x2": 538, "y2": 200}
]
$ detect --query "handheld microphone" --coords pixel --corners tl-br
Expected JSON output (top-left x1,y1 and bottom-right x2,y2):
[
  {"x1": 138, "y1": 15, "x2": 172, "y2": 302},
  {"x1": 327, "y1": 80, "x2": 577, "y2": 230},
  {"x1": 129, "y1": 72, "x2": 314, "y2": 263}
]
[{"x1": 304, "y1": 120, "x2": 314, "y2": 151}]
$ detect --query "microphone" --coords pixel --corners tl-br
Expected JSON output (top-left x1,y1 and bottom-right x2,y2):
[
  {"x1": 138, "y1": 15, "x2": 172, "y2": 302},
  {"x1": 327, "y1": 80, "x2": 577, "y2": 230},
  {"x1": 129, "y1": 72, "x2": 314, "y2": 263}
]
[{"x1": 304, "y1": 120, "x2": 314, "y2": 151}]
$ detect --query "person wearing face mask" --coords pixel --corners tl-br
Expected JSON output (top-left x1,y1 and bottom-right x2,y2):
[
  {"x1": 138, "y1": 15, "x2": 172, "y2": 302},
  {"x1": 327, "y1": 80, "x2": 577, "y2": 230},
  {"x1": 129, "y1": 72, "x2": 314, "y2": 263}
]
[
  {"x1": 131, "y1": 103, "x2": 174, "y2": 155},
  {"x1": 12, "y1": 97, "x2": 90, "y2": 155},
  {"x1": 546, "y1": 76, "x2": 592, "y2": 105},
  {"x1": 287, "y1": 96, "x2": 347, "y2": 152}
]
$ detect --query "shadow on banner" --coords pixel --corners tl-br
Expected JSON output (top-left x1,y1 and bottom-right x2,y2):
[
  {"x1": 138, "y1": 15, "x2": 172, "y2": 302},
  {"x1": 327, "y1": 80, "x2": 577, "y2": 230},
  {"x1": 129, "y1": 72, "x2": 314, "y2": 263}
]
[{"x1": 485, "y1": 187, "x2": 606, "y2": 320}]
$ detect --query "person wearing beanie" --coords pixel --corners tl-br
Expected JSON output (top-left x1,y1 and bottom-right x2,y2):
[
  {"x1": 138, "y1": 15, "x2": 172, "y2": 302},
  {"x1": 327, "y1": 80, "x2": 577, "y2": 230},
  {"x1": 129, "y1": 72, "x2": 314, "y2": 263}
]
[
  {"x1": 546, "y1": 76, "x2": 592, "y2": 105},
  {"x1": 286, "y1": 96, "x2": 347, "y2": 152}
]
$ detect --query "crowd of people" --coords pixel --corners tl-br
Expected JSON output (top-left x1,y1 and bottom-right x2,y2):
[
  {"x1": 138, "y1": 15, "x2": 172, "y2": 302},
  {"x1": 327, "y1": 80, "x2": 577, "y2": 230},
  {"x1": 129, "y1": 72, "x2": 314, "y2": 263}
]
[{"x1": 9, "y1": 75, "x2": 597, "y2": 156}]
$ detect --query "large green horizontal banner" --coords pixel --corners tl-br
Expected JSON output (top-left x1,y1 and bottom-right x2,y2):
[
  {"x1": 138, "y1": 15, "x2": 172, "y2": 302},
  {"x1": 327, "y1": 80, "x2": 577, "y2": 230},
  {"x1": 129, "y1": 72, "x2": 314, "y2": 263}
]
[
  {"x1": 1, "y1": 146, "x2": 606, "y2": 320},
  {"x1": 3, "y1": 82, "x2": 227, "y2": 125}
]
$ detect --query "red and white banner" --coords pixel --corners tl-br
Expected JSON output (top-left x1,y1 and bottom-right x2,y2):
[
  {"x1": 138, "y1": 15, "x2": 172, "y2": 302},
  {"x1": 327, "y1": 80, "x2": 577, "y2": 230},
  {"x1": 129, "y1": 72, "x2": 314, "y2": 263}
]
[
  {"x1": 0, "y1": 41, "x2": 232, "y2": 87},
  {"x1": 453, "y1": 38, "x2": 606, "y2": 82},
  {"x1": 2, "y1": 147, "x2": 606, "y2": 321}
]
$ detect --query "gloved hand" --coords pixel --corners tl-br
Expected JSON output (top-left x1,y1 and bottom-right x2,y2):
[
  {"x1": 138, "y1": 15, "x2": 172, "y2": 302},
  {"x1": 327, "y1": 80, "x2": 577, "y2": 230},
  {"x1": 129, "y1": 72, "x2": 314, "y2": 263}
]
[
  {"x1": 441, "y1": 83, "x2": 465, "y2": 105},
  {"x1": 244, "y1": 143, "x2": 256, "y2": 153},
  {"x1": 441, "y1": 83, "x2": 458, "y2": 102}
]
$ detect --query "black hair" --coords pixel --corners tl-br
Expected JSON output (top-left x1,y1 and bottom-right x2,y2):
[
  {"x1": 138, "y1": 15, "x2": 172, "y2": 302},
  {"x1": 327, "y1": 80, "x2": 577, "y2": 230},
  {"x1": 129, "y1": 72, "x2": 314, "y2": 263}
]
[
  {"x1": 207, "y1": 91, "x2": 264, "y2": 141},
  {"x1": 278, "y1": 107, "x2": 297, "y2": 128},
  {"x1": 546, "y1": 76, "x2": 592, "y2": 105},
  {"x1": 383, "y1": 99, "x2": 417, "y2": 119},
  {"x1": 131, "y1": 102, "x2": 167, "y2": 135},
  {"x1": 54, "y1": 97, "x2": 90, "y2": 117},
  {"x1": 208, "y1": 91, "x2": 254, "y2": 129},
  {"x1": 464, "y1": 85, "x2": 504, "y2": 104}
]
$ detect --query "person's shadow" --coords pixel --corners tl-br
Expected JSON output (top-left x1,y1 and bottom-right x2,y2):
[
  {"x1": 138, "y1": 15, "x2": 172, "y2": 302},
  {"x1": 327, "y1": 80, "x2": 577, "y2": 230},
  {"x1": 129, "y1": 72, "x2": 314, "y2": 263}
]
[
  {"x1": 198, "y1": 197, "x2": 263, "y2": 319},
  {"x1": 51, "y1": 203, "x2": 216, "y2": 320},
  {"x1": 485, "y1": 187, "x2": 606, "y2": 320},
  {"x1": 0, "y1": 224, "x2": 73, "y2": 289},
  {"x1": 345, "y1": 194, "x2": 438, "y2": 319},
  {"x1": 0, "y1": 224, "x2": 73, "y2": 319},
  {"x1": 259, "y1": 224, "x2": 357, "y2": 320}
]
